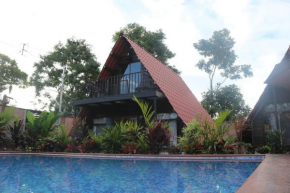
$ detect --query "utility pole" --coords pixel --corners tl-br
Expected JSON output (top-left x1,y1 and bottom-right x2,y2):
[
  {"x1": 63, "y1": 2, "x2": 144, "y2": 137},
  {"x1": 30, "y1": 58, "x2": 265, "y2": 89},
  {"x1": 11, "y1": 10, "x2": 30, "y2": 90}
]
[
  {"x1": 57, "y1": 64, "x2": 66, "y2": 124},
  {"x1": 20, "y1": 43, "x2": 28, "y2": 56}
]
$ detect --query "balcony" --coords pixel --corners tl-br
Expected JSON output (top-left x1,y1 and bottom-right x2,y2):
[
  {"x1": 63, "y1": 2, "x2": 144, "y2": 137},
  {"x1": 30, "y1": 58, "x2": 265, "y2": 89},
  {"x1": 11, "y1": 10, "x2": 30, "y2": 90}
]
[{"x1": 86, "y1": 72, "x2": 160, "y2": 98}]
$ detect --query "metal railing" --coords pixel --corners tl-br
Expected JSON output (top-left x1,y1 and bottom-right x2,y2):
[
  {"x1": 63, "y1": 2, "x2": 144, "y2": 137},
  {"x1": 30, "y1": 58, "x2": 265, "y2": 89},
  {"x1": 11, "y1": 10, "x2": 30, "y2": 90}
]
[{"x1": 86, "y1": 72, "x2": 159, "y2": 98}]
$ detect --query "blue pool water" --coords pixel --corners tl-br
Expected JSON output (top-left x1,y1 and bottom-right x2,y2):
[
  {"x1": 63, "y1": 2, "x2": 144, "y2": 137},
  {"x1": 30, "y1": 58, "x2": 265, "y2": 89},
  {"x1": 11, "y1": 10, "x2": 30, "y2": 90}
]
[{"x1": 0, "y1": 156, "x2": 260, "y2": 193}]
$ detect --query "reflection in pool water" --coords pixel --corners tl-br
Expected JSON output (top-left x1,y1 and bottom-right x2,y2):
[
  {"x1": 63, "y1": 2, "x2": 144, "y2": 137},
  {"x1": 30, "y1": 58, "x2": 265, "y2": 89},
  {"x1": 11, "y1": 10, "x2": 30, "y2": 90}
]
[{"x1": 0, "y1": 156, "x2": 260, "y2": 193}]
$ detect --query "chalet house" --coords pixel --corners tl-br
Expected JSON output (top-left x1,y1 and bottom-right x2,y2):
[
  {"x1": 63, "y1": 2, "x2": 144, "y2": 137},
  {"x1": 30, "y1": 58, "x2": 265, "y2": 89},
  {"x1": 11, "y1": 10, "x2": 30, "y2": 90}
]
[
  {"x1": 247, "y1": 46, "x2": 290, "y2": 147},
  {"x1": 74, "y1": 34, "x2": 212, "y2": 145}
]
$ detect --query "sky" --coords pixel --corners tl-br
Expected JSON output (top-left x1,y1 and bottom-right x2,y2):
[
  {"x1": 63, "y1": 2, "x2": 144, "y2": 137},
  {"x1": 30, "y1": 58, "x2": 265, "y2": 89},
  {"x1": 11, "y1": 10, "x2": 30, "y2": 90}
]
[{"x1": 0, "y1": 0, "x2": 289, "y2": 110}]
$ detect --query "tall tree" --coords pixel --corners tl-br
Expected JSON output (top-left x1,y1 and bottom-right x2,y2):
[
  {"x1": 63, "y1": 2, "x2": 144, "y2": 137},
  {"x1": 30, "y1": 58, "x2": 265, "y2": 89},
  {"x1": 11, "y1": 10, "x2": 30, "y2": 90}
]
[
  {"x1": 201, "y1": 84, "x2": 251, "y2": 119},
  {"x1": 193, "y1": 29, "x2": 252, "y2": 93},
  {"x1": 0, "y1": 53, "x2": 28, "y2": 93},
  {"x1": 30, "y1": 38, "x2": 100, "y2": 116},
  {"x1": 194, "y1": 29, "x2": 253, "y2": 118},
  {"x1": 113, "y1": 23, "x2": 181, "y2": 74}
]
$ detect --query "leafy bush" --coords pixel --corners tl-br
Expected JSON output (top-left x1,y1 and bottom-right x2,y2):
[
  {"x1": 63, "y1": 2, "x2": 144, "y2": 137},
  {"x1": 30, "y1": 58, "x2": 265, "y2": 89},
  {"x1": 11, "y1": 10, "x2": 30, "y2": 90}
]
[
  {"x1": 4, "y1": 120, "x2": 25, "y2": 149},
  {"x1": 80, "y1": 130, "x2": 101, "y2": 153},
  {"x1": 266, "y1": 130, "x2": 287, "y2": 154},
  {"x1": 168, "y1": 146, "x2": 181, "y2": 154},
  {"x1": 0, "y1": 107, "x2": 17, "y2": 145},
  {"x1": 133, "y1": 95, "x2": 170, "y2": 154},
  {"x1": 99, "y1": 123, "x2": 126, "y2": 153},
  {"x1": 177, "y1": 119, "x2": 203, "y2": 154},
  {"x1": 69, "y1": 118, "x2": 88, "y2": 148},
  {"x1": 244, "y1": 143, "x2": 255, "y2": 154},
  {"x1": 121, "y1": 142, "x2": 139, "y2": 154},
  {"x1": 257, "y1": 145, "x2": 271, "y2": 154},
  {"x1": 25, "y1": 110, "x2": 61, "y2": 150},
  {"x1": 199, "y1": 110, "x2": 233, "y2": 153},
  {"x1": 147, "y1": 120, "x2": 170, "y2": 154},
  {"x1": 136, "y1": 135, "x2": 149, "y2": 154}
]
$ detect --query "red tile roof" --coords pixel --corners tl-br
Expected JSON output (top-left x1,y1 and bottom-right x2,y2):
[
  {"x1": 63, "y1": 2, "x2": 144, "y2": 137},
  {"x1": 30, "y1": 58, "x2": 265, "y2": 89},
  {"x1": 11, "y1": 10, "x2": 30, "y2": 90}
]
[{"x1": 123, "y1": 35, "x2": 212, "y2": 125}]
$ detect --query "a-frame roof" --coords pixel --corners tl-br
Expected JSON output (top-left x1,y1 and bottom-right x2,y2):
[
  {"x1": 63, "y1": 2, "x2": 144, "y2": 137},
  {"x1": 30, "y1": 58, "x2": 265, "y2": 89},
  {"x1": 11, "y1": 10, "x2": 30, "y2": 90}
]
[{"x1": 99, "y1": 35, "x2": 212, "y2": 125}]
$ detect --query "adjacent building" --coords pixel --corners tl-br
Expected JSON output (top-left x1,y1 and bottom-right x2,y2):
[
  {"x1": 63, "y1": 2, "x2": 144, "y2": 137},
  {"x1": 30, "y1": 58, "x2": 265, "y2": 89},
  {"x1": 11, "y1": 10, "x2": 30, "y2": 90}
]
[{"x1": 247, "y1": 46, "x2": 290, "y2": 147}]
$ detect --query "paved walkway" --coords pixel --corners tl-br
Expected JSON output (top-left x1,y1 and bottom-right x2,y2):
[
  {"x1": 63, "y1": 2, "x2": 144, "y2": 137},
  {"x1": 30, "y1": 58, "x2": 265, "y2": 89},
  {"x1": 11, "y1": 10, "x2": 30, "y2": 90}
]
[{"x1": 238, "y1": 154, "x2": 290, "y2": 193}]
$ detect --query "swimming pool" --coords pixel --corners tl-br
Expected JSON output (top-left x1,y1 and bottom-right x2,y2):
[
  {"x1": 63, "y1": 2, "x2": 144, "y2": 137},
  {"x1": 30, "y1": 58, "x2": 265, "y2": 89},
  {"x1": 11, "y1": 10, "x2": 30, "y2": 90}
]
[{"x1": 0, "y1": 155, "x2": 260, "y2": 193}]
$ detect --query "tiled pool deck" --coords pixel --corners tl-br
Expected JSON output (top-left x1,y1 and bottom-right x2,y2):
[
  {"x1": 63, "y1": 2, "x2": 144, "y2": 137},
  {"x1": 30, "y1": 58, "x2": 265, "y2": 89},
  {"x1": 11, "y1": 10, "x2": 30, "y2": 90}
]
[{"x1": 0, "y1": 152, "x2": 289, "y2": 192}]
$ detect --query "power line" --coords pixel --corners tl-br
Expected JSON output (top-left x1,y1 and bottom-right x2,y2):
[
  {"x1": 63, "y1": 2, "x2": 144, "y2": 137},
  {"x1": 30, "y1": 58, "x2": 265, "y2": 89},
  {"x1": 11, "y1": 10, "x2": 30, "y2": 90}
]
[{"x1": 20, "y1": 43, "x2": 28, "y2": 56}]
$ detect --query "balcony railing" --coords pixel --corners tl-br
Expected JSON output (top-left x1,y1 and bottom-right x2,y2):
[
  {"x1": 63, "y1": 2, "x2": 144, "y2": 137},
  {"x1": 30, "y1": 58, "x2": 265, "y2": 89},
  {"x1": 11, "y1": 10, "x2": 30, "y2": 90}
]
[{"x1": 86, "y1": 72, "x2": 159, "y2": 98}]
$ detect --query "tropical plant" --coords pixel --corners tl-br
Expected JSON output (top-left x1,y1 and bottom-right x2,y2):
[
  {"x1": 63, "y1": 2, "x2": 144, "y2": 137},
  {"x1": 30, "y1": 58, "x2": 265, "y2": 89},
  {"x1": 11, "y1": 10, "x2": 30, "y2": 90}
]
[
  {"x1": 133, "y1": 95, "x2": 155, "y2": 127},
  {"x1": 266, "y1": 130, "x2": 287, "y2": 154},
  {"x1": 168, "y1": 146, "x2": 181, "y2": 154},
  {"x1": 178, "y1": 119, "x2": 203, "y2": 154},
  {"x1": 232, "y1": 117, "x2": 247, "y2": 153},
  {"x1": 69, "y1": 118, "x2": 88, "y2": 148},
  {"x1": 133, "y1": 95, "x2": 171, "y2": 154},
  {"x1": 136, "y1": 135, "x2": 149, "y2": 154},
  {"x1": 0, "y1": 107, "x2": 17, "y2": 144},
  {"x1": 4, "y1": 120, "x2": 25, "y2": 149},
  {"x1": 121, "y1": 142, "x2": 139, "y2": 154},
  {"x1": 257, "y1": 145, "x2": 271, "y2": 154},
  {"x1": 25, "y1": 110, "x2": 61, "y2": 150},
  {"x1": 244, "y1": 143, "x2": 255, "y2": 154},
  {"x1": 0, "y1": 107, "x2": 17, "y2": 128},
  {"x1": 199, "y1": 110, "x2": 233, "y2": 153},
  {"x1": 147, "y1": 120, "x2": 170, "y2": 154},
  {"x1": 80, "y1": 130, "x2": 101, "y2": 153},
  {"x1": 99, "y1": 124, "x2": 126, "y2": 153}
]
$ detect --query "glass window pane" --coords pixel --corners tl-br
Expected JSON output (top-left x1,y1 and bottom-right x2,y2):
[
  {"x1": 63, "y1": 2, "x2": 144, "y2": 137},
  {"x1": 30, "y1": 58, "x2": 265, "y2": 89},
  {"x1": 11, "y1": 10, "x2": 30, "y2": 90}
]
[{"x1": 130, "y1": 62, "x2": 141, "y2": 73}]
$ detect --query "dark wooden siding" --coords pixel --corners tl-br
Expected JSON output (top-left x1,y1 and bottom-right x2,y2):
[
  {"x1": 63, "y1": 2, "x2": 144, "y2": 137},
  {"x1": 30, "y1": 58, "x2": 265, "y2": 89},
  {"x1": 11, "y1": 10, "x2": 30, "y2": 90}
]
[{"x1": 252, "y1": 112, "x2": 265, "y2": 147}]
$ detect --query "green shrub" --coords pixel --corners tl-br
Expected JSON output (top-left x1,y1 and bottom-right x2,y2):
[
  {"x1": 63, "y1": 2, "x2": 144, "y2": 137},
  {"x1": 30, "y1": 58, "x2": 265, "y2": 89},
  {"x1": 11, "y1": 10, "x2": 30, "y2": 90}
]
[
  {"x1": 177, "y1": 119, "x2": 203, "y2": 154},
  {"x1": 99, "y1": 124, "x2": 126, "y2": 153},
  {"x1": 136, "y1": 135, "x2": 149, "y2": 154},
  {"x1": 168, "y1": 145, "x2": 181, "y2": 154},
  {"x1": 257, "y1": 145, "x2": 271, "y2": 154},
  {"x1": 4, "y1": 120, "x2": 25, "y2": 149},
  {"x1": 244, "y1": 143, "x2": 255, "y2": 154},
  {"x1": 25, "y1": 110, "x2": 61, "y2": 150},
  {"x1": 69, "y1": 118, "x2": 88, "y2": 148},
  {"x1": 266, "y1": 130, "x2": 287, "y2": 154}
]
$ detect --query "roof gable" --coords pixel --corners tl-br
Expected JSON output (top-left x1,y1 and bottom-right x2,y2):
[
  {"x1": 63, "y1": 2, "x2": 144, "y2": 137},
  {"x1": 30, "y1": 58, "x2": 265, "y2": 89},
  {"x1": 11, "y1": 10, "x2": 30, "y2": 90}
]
[{"x1": 123, "y1": 35, "x2": 212, "y2": 125}]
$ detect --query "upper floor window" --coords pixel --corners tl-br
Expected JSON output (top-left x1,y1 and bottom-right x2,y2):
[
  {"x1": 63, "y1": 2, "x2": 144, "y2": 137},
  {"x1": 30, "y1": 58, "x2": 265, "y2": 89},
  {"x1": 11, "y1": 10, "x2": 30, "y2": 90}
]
[{"x1": 123, "y1": 62, "x2": 141, "y2": 75}]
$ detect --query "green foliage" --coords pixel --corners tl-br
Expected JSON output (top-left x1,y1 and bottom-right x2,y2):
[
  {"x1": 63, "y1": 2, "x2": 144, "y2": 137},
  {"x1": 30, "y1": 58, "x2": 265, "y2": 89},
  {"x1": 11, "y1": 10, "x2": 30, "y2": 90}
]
[
  {"x1": 133, "y1": 95, "x2": 155, "y2": 127},
  {"x1": 0, "y1": 107, "x2": 17, "y2": 144},
  {"x1": 168, "y1": 146, "x2": 181, "y2": 154},
  {"x1": 194, "y1": 29, "x2": 253, "y2": 92},
  {"x1": 69, "y1": 118, "x2": 88, "y2": 148},
  {"x1": 199, "y1": 110, "x2": 233, "y2": 153},
  {"x1": 4, "y1": 120, "x2": 25, "y2": 149},
  {"x1": 257, "y1": 145, "x2": 271, "y2": 154},
  {"x1": 99, "y1": 124, "x2": 126, "y2": 153},
  {"x1": 0, "y1": 53, "x2": 28, "y2": 93},
  {"x1": 201, "y1": 84, "x2": 251, "y2": 119},
  {"x1": 177, "y1": 119, "x2": 203, "y2": 154},
  {"x1": 113, "y1": 23, "x2": 180, "y2": 74},
  {"x1": 136, "y1": 135, "x2": 149, "y2": 154},
  {"x1": 25, "y1": 110, "x2": 61, "y2": 149},
  {"x1": 244, "y1": 143, "x2": 255, "y2": 154},
  {"x1": 121, "y1": 142, "x2": 139, "y2": 154},
  {"x1": 147, "y1": 120, "x2": 170, "y2": 154},
  {"x1": 30, "y1": 38, "x2": 101, "y2": 116},
  {"x1": 223, "y1": 135, "x2": 237, "y2": 145},
  {"x1": 0, "y1": 107, "x2": 17, "y2": 128},
  {"x1": 266, "y1": 130, "x2": 287, "y2": 154}
]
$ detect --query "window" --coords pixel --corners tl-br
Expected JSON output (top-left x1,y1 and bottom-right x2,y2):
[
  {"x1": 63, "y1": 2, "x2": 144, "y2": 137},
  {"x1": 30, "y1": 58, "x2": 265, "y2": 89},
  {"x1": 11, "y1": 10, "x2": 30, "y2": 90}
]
[{"x1": 120, "y1": 62, "x2": 141, "y2": 94}]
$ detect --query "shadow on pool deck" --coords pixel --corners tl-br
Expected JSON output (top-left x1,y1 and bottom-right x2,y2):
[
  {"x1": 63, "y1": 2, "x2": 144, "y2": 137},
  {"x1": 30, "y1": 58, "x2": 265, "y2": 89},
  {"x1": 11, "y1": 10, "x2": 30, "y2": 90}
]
[{"x1": 237, "y1": 154, "x2": 290, "y2": 193}]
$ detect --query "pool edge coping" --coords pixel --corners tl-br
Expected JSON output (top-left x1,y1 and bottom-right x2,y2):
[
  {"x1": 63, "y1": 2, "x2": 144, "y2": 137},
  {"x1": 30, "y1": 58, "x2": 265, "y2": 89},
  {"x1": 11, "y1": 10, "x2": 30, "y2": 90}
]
[{"x1": 0, "y1": 151, "x2": 265, "y2": 161}]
